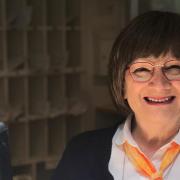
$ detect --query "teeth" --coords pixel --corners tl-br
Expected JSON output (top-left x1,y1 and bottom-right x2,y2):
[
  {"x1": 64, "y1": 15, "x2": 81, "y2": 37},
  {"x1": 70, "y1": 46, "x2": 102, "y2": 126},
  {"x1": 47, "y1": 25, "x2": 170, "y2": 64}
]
[{"x1": 147, "y1": 97, "x2": 171, "y2": 103}]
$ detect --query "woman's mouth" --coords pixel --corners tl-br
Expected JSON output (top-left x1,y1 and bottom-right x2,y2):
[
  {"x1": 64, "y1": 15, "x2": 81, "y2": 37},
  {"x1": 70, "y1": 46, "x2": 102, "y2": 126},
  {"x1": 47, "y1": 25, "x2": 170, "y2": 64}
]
[{"x1": 144, "y1": 96, "x2": 175, "y2": 105}]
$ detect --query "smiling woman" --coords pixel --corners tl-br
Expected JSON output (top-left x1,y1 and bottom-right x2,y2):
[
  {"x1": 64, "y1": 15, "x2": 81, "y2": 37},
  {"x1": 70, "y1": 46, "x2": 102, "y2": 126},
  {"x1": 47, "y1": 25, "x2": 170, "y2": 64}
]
[
  {"x1": 52, "y1": 11, "x2": 180, "y2": 180},
  {"x1": 124, "y1": 53, "x2": 180, "y2": 153}
]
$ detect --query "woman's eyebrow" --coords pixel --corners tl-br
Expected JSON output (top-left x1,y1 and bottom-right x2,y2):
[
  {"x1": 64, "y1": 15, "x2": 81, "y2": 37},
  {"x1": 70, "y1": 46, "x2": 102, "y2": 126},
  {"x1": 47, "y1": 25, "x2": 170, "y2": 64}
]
[{"x1": 134, "y1": 57, "x2": 180, "y2": 63}]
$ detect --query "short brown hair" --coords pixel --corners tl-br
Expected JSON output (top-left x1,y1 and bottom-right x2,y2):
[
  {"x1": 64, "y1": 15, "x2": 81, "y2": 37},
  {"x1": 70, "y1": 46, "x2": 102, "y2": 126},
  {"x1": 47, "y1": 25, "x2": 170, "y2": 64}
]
[{"x1": 109, "y1": 11, "x2": 180, "y2": 116}]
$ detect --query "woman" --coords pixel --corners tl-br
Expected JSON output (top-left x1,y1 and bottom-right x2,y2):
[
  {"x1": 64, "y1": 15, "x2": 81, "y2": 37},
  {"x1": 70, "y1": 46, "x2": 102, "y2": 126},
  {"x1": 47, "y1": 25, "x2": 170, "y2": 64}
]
[{"x1": 52, "y1": 11, "x2": 180, "y2": 180}]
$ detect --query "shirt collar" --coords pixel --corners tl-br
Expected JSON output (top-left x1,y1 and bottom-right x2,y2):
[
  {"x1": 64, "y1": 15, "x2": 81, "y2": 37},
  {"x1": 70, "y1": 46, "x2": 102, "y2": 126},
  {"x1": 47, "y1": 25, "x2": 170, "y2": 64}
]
[{"x1": 113, "y1": 114, "x2": 138, "y2": 147}]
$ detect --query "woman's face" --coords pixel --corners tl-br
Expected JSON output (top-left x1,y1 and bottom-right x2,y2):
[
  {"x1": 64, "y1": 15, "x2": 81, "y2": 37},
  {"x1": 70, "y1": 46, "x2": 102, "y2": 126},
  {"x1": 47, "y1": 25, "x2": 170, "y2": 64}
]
[{"x1": 124, "y1": 53, "x2": 180, "y2": 126}]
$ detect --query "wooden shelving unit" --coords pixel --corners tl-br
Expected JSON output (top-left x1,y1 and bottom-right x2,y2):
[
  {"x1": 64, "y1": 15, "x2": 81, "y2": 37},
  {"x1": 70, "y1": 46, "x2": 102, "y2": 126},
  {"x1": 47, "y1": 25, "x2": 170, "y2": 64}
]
[{"x1": 0, "y1": 0, "x2": 87, "y2": 179}]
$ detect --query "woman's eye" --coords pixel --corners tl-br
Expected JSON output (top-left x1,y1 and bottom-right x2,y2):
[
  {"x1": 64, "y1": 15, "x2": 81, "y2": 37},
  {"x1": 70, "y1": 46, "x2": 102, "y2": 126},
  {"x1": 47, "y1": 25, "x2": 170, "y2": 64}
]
[
  {"x1": 164, "y1": 65, "x2": 180, "y2": 74},
  {"x1": 133, "y1": 67, "x2": 151, "y2": 73}
]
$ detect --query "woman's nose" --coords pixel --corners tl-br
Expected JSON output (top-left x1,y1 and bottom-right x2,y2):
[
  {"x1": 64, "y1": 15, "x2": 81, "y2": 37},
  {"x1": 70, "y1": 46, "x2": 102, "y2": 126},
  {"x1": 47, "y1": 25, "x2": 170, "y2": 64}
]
[{"x1": 148, "y1": 69, "x2": 171, "y2": 89}]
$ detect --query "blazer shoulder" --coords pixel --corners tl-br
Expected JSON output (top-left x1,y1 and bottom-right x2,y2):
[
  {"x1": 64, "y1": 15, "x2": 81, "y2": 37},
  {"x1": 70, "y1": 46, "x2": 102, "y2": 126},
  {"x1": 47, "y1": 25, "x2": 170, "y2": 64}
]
[
  {"x1": 51, "y1": 124, "x2": 123, "y2": 180},
  {"x1": 68, "y1": 126, "x2": 117, "y2": 150}
]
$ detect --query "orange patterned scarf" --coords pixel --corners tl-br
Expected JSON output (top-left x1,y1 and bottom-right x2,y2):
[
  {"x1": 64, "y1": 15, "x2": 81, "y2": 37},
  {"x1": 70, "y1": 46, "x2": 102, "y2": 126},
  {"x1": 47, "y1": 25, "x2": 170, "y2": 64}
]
[{"x1": 123, "y1": 141, "x2": 180, "y2": 180}]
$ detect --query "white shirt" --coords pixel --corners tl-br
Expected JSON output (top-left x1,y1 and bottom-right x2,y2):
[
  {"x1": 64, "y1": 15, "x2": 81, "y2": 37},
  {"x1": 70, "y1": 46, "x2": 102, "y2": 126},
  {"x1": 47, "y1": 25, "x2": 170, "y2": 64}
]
[{"x1": 108, "y1": 115, "x2": 180, "y2": 180}]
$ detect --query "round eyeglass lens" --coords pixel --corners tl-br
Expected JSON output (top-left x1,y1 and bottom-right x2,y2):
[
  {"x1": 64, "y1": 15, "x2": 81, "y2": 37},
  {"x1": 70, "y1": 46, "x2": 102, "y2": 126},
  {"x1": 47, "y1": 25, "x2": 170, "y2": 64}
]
[
  {"x1": 129, "y1": 62, "x2": 153, "y2": 82},
  {"x1": 164, "y1": 60, "x2": 180, "y2": 80}
]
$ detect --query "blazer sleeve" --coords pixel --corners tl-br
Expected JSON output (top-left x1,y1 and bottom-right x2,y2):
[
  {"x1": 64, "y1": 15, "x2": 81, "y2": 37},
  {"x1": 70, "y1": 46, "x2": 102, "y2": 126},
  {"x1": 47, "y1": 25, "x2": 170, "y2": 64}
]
[
  {"x1": 51, "y1": 133, "x2": 94, "y2": 180},
  {"x1": 51, "y1": 126, "x2": 116, "y2": 180}
]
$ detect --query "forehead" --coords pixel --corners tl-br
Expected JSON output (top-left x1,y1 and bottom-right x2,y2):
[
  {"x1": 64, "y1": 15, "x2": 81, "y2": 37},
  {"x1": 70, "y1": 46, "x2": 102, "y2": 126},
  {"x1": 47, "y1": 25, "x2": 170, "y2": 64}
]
[{"x1": 133, "y1": 53, "x2": 180, "y2": 64}]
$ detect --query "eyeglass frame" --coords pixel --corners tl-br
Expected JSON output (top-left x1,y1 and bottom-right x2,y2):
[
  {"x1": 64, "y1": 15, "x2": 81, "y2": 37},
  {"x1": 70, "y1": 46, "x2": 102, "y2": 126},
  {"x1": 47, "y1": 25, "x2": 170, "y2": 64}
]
[{"x1": 127, "y1": 60, "x2": 180, "y2": 82}]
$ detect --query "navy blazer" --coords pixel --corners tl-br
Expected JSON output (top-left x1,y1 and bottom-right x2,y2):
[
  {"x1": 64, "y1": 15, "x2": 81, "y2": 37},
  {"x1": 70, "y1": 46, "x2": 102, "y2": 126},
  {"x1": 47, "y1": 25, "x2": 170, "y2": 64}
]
[{"x1": 52, "y1": 126, "x2": 118, "y2": 180}]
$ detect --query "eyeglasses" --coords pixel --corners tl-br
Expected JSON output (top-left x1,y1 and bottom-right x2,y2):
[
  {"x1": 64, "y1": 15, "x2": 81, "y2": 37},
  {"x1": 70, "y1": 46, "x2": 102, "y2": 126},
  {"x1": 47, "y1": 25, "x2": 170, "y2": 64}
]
[{"x1": 128, "y1": 60, "x2": 180, "y2": 82}]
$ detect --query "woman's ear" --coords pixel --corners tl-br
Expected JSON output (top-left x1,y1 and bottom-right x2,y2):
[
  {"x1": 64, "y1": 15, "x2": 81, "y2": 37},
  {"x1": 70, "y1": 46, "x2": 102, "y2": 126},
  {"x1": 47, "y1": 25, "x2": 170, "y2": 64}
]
[{"x1": 123, "y1": 82, "x2": 127, "y2": 99}]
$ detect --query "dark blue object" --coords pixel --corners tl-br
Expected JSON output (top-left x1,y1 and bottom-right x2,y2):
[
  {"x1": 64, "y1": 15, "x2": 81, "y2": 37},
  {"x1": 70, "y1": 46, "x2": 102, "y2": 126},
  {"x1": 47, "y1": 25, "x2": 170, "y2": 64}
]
[
  {"x1": 0, "y1": 122, "x2": 12, "y2": 180},
  {"x1": 51, "y1": 125, "x2": 118, "y2": 180}
]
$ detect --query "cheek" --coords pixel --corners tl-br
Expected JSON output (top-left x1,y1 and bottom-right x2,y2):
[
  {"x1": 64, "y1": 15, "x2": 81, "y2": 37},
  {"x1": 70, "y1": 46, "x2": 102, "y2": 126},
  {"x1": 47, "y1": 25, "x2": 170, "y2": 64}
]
[
  {"x1": 172, "y1": 82, "x2": 180, "y2": 93},
  {"x1": 124, "y1": 73, "x2": 135, "y2": 100},
  {"x1": 124, "y1": 76, "x2": 144, "y2": 108},
  {"x1": 125, "y1": 89, "x2": 142, "y2": 115}
]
